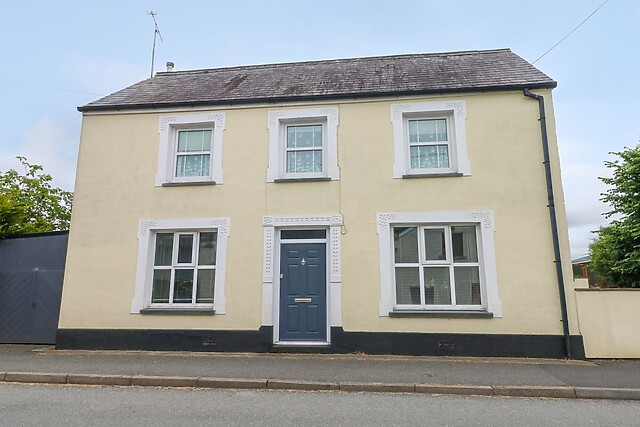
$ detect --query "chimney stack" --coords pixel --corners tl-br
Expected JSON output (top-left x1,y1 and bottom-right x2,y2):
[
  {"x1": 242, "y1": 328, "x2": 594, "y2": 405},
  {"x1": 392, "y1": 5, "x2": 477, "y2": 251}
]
[{"x1": 166, "y1": 61, "x2": 175, "y2": 72}]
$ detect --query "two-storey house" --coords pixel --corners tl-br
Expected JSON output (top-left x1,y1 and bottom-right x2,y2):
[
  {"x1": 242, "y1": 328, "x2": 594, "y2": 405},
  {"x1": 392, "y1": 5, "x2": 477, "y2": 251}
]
[{"x1": 57, "y1": 49, "x2": 584, "y2": 357}]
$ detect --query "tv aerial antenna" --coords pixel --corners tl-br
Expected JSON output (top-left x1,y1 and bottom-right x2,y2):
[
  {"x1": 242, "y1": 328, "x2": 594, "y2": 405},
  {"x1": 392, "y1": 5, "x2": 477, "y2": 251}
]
[{"x1": 148, "y1": 11, "x2": 163, "y2": 77}]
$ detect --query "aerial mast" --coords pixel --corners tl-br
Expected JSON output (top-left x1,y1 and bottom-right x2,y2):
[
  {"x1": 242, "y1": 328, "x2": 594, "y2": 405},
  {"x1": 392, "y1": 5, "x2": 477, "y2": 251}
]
[{"x1": 148, "y1": 11, "x2": 163, "y2": 77}]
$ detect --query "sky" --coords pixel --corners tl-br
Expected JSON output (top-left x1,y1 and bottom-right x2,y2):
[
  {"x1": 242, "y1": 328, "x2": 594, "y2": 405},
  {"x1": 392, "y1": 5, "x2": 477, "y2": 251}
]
[{"x1": 1, "y1": 0, "x2": 638, "y2": 258}]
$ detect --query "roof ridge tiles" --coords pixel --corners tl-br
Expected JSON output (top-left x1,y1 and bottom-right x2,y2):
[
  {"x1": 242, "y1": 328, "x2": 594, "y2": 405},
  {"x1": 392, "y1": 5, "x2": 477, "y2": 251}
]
[{"x1": 156, "y1": 48, "x2": 513, "y2": 76}]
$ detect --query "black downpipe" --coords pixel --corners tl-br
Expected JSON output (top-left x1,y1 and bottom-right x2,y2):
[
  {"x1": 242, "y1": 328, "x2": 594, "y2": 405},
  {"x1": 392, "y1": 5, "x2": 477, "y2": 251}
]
[{"x1": 523, "y1": 88, "x2": 571, "y2": 358}]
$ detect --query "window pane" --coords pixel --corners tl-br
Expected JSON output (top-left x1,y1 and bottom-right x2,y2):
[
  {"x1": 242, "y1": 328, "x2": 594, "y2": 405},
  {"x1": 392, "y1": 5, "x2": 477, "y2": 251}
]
[
  {"x1": 196, "y1": 269, "x2": 215, "y2": 303},
  {"x1": 177, "y1": 131, "x2": 188, "y2": 152},
  {"x1": 173, "y1": 269, "x2": 194, "y2": 303},
  {"x1": 201, "y1": 130, "x2": 212, "y2": 151},
  {"x1": 177, "y1": 234, "x2": 194, "y2": 263},
  {"x1": 410, "y1": 145, "x2": 449, "y2": 169},
  {"x1": 436, "y1": 119, "x2": 448, "y2": 141},
  {"x1": 296, "y1": 151, "x2": 313, "y2": 172},
  {"x1": 286, "y1": 151, "x2": 296, "y2": 173},
  {"x1": 454, "y1": 266, "x2": 481, "y2": 305},
  {"x1": 286, "y1": 127, "x2": 296, "y2": 148},
  {"x1": 424, "y1": 267, "x2": 451, "y2": 305},
  {"x1": 409, "y1": 119, "x2": 447, "y2": 143},
  {"x1": 198, "y1": 232, "x2": 217, "y2": 265},
  {"x1": 313, "y1": 150, "x2": 323, "y2": 172},
  {"x1": 154, "y1": 233, "x2": 173, "y2": 266},
  {"x1": 151, "y1": 269, "x2": 170, "y2": 303},
  {"x1": 417, "y1": 119, "x2": 438, "y2": 142},
  {"x1": 176, "y1": 154, "x2": 210, "y2": 177},
  {"x1": 393, "y1": 227, "x2": 418, "y2": 263},
  {"x1": 436, "y1": 145, "x2": 450, "y2": 168},
  {"x1": 281, "y1": 229, "x2": 326, "y2": 239},
  {"x1": 408, "y1": 120, "x2": 418, "y2": 143},
  {"x1": 295, "y1": 125, "x2": 315, "y2": 147},
  {"x1": 178, "y1": 130, "x2": 212, "y2": 152},
  {"x1": 313, "y1": 126, "x2": 322, "y2": 147},
  {"x1": 424, "y1": 228, "x2": 446, "y2": 261},
  {"x1": 395, "y1": 267, "x2": 420, "y2": 305},
  {"x1": 287, "y1": 125, "x2": 321, "y2": 148},
  {"x1": 452, "y1": 226, "x2": 478, "y2": 262},
  {"x1": 287, "y1": 150, "x2": 321, "y2": 174}
]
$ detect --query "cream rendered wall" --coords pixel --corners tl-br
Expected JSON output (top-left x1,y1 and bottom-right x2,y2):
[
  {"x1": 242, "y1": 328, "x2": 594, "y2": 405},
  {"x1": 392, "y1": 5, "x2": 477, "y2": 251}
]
[
  {"x1": 60, "y1": 89, "x2": 574, "y2": 337},
  {"x1": 575, "y1": 289, "x2": 640, "y2": 358}
]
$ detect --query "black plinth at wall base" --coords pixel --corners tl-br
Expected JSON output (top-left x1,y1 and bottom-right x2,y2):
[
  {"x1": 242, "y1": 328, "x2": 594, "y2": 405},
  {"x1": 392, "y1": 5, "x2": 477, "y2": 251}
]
[{"x1": 55, "y1": 327, "x2": 585, "y2": 359}]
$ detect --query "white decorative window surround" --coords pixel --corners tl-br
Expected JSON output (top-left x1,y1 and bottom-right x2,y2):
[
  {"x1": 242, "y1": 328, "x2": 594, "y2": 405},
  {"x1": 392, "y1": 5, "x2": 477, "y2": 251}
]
[
  {"x1": 261, "y1": 214, "x2": 343, "y2": 327},
  {"x1": 267, "y1": 107, "x2": 339, "y2": 182},
  {"x1": 391, "y1": 101, "x2": 470, "y2": 178},
  {"x1": 155, "y1": 113, "x2": 225, "y2": 186},
  {"x1": 131, "y1": 217, "x2": 230, "y2": 314},
  {"x1": 377, "y1": 210, "x2": 501, "y2": 317}
]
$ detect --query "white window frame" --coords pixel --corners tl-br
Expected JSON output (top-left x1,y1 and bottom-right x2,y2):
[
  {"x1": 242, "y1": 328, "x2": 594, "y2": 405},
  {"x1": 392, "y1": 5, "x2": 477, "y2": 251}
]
[
  {"x1": 131, "y1": 217, "x2": 230, "y2": 313},
  {"x1": 148, "y1": 231, "x2": 217, "y2": 306},
  {"x1": 267, "y1": 107, "x2": 339, "y2": 182},
  {"x1": 377, "y1": 211, "x2": 501, "y2": 317},
  {"x1": 393, "y1": 224, "x2": 483, "y2": 309},
  {"x1": 156, "y1": 113, "x2": 225, "y2": 186},
  {"x1": 391, "y1": 101, "x2": 470, "y2": 178}
]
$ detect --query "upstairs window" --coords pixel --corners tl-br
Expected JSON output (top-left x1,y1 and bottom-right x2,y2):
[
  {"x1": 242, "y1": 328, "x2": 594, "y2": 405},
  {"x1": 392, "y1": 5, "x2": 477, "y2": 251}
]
[
  {"x1": 391, "y1": 101, "x2": 470, "y2": 178},
  {"x1": 407, "y1": 118, "x2": 451, "y2": 171},
  {"x1": 175, "y1": 129, "x2": 212, "y2": 179},
  {"x1": 267, "y1": 107, "x2": 339, "y2": 182},
  {"x1": 156, "y1": 113, "x2": 225, "y2": 186},
  {"x1": 285, "y1": 124, "x2": 324, "y2": 175}
]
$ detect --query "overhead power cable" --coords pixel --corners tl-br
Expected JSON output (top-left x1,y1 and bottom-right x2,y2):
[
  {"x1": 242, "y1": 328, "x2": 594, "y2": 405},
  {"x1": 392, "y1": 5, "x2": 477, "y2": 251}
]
[
  {"x1": 3, "y1": 80, "x2": 105, "y2": 97},
  {"x1": 532, "y1": 0, "x2": 611, "y2": 64}
]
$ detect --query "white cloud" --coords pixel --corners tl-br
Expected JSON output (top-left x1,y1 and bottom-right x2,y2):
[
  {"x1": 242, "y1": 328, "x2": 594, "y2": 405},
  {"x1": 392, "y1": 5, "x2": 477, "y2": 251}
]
[
  {"x1": 558, "y1": 138, "x2": 612, "y2": 258},
  {"x1": 0, "y1": 118, "x2": 78, "y2": 191},
  {"x1": 568, "y1": 225, "x2": 599, "y2": 260},
  {"x1": 565, "y1": 194, "x2": 610, "y2": 258}
]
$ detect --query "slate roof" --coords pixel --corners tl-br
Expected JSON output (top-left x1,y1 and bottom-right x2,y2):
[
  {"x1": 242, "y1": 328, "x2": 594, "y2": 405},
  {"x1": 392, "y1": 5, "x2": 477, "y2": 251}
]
[{"x1": 79, "y1": 49, "x2": 556, "y2": 112}]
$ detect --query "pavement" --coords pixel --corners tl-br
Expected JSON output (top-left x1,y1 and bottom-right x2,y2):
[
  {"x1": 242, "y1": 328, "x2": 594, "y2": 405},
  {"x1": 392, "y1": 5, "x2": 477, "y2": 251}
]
[{"x1": 1, "y1": 344, "x2": 639, "y2": 400}]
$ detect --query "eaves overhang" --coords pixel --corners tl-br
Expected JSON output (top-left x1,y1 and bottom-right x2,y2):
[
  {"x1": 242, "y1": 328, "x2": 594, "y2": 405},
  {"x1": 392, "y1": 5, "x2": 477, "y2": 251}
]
[{"x1": 77, "y1": 82, "x2": 557, "y2": 113}]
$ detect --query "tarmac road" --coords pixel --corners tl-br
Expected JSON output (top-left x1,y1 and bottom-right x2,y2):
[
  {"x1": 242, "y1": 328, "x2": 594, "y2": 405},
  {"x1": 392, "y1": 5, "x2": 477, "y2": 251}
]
[{"x1": 1, "y1": 383, "x2": 639, "y2": 427}]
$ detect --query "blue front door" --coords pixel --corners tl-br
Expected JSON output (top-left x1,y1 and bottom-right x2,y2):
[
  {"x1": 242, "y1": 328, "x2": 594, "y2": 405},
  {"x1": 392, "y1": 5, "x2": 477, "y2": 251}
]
[{"x1": 279, "y1": 243, "x2": 327, "y2": 342}]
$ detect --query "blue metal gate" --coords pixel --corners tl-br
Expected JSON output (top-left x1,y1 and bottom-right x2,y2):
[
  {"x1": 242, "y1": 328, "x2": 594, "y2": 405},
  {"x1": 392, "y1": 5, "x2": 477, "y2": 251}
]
[{"x1": 0, "y1": 232, "x2": 68, "y2": 344}]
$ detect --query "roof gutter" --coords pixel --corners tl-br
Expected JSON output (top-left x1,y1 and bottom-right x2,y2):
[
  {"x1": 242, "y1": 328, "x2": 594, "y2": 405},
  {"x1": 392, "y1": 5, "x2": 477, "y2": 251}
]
[{"x1": 523, "y1": 88, "x2": 572, "y2": 359}]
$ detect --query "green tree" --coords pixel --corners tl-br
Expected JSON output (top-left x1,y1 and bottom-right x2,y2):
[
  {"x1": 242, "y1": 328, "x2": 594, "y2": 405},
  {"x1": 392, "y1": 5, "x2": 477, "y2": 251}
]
[
  {"x1": 0, "y1": 156, "x2": 73, "y2": 238},
  {"x1": 589, "y1": 144, "x2": 640, "y2": 288}
]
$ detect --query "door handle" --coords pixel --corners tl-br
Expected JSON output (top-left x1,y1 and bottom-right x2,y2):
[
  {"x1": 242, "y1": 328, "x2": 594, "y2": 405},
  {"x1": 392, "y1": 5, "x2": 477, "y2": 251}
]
[{"x1": 294, "y1": 298, "x2": 312, "y2": 303}]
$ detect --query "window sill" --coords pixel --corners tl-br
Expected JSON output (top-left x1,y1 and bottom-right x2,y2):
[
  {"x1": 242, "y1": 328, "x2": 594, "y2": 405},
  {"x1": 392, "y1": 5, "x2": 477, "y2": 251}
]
[
  {"x1": 161, "y1": 181, "x2": 216, "y2": 187},
  {"x1": 389, "y1": 310, "x2": 493, "y2": 318},
  {"x1": 273, "y1": 177, "x2": 332, "y2": 183},
  {"x1": 139, "y1": 308, "x2": 216, "y2": 315},
  {"x1": 402, "y1": 173, "x2": 464, "y2": 179}
]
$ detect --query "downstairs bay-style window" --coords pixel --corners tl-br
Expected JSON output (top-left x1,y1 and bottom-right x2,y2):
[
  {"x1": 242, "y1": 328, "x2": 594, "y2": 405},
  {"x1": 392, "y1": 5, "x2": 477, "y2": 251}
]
[
  {"x1": 131, "y1": 218, "x2": 229, "y2": 314},
  {"x1": 151, "y1": 231, "x2": 217, "y2": 305},
  {"x1": 377, "y1": 211, "x2": 501, "y2": 317},
  {"x1": 394, "y1": 225, "x2": 481, "y2": 307}
]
